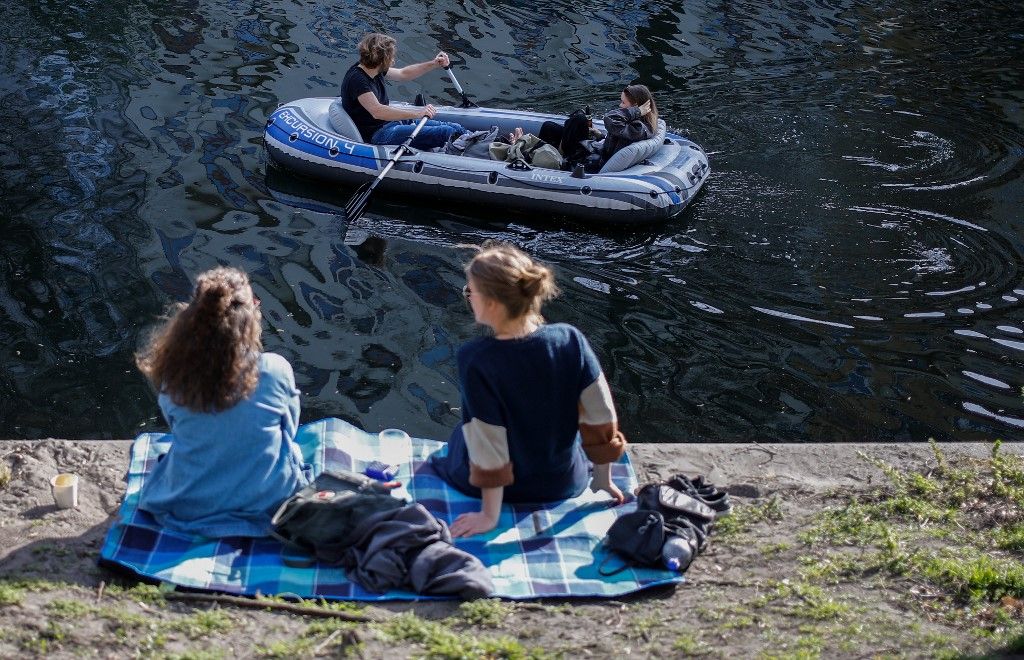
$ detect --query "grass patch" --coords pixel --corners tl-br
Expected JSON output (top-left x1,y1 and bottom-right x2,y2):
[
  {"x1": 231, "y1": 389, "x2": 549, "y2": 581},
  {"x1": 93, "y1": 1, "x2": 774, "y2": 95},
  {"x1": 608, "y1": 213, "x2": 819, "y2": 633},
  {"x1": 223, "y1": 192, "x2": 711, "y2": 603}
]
[
  {"x1": 256, "y1": 638, "x2": 319, "y2": 658},
  {"x1": 46, "y1": 598, "x2": 96, "y2": 618},
  {"x1": 377, "y1": 612, "x2": 549, "y2": 659},
  {"x1": 795, "y1": 439, "x2": 1024, "y2": 647},
  {"x1": 673, "y1": 632, "x2": 712, "y2": 655},
  {"x1": 0, "y1": 462, "x2": 11, "y2": 489},
  {"x1": 166, "y1": 610, "x2": 235, "y2": 639},
  {"x1": 164, "y1": 651, "x2": 228, "y2": 660},
  {"x1": 0, "y1": 577, "x2": 73, "y2": 593},
  {"x1": 458, "y1": 599, "x2": 513, "y2": 627},
  {"x1": 103, "y1": 582, "x2": 166, "y2": 604},
  {"x1": 713, "y1": 495, "x2": 783, "y2": 541},
  {"x1": 0, "y1": 583, "x2": 24, "y2": 606}
]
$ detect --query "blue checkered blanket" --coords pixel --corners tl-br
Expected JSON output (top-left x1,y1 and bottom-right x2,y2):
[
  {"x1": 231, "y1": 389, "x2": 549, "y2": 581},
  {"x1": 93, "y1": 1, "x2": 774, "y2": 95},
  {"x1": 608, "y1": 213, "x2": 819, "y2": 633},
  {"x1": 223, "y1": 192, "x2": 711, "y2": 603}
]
[{"x1": 99, "y1": 417, "x2": 683, "y2": 600}]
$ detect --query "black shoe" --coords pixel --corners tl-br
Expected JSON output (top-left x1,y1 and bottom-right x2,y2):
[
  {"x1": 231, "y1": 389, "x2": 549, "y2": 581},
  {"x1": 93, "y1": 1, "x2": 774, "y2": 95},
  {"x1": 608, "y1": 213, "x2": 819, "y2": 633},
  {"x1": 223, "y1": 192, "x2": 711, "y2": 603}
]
[{"x1": 665, "y1": 475, "x2": 732, "y2": 516}]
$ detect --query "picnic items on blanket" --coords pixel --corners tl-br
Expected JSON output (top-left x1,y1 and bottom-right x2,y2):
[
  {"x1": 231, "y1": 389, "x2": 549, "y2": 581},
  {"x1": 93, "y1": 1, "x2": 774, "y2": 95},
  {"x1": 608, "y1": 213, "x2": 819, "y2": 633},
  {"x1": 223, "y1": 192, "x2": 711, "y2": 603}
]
[
  {"x1": 101, "y1": 418, "x2": 682, "y2": 600},
  {"x1": 340, "y1": 503, "x2": 494, "y2": 599},
  {"x1": 270, "y1": 470, "x2": 405, "y2": 566},
  {"x1": 601, "y1": 474, "x2": 726, "y2": 574}
]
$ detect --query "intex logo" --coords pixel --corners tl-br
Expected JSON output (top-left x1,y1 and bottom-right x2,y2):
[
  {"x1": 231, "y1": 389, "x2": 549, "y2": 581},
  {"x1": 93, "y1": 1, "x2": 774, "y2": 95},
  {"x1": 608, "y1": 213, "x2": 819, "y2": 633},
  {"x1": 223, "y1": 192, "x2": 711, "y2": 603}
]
[{"x1": 530, "y1": 172, "x2": 564, "y2": 184}]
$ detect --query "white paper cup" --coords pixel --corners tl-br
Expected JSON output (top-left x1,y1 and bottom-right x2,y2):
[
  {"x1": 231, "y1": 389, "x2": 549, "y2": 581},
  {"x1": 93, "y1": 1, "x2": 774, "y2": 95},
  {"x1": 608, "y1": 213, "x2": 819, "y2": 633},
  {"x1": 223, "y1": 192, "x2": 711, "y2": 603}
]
[
  {"x1": 50, "y1": 473, "x2": 79, "y2": 509},
  {"x1": 378, "y1": 428, "x2": 410, "y2": 443}
]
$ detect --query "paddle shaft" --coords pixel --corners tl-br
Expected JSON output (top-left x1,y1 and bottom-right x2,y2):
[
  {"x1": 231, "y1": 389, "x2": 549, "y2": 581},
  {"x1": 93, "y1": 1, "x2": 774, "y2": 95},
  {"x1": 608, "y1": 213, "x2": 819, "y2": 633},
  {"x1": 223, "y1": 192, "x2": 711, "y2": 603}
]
[
  {"x1": 344, "y1": 115, "x2": 430, "y2": 222},
  {"x1": 444, "y1": 66, "x2": 477, "y2": 108},
  {"x1": 370, "y1": 115, "x2": 430, "y2": 191},
  {"x1": 444, "y1": 66, "x2": 465, "y2": 95}
]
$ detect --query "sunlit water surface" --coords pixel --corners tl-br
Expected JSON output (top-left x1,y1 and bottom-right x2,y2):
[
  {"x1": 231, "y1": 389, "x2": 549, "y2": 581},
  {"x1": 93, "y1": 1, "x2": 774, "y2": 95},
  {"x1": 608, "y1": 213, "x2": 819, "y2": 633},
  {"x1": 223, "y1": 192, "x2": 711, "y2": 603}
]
[{"x1": 1, "y1": 1, "x2": 1023, "y2": 441}]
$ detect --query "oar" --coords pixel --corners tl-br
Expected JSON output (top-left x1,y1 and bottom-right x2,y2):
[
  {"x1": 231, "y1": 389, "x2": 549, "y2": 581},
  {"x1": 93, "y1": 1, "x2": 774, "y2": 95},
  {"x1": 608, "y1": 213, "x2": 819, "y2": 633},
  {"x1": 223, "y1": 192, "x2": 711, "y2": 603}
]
[
  {"x1": 444, "y1": 66, "x2": 478, "y2": 108},
  {"x1": 343, "y1": 115, "x2": 430, "y2": 222}
]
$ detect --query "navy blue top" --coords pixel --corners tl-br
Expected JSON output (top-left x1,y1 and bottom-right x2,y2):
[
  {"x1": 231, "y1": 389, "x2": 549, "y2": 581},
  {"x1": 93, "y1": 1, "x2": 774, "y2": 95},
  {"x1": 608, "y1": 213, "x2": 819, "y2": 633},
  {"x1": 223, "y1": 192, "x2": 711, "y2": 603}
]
[
  {"x1": 431, "y1": 324, "x2": 605, "y2": 503},
  {"x1": 340, "y1": 64, "x2": 389, "y2": 142}
]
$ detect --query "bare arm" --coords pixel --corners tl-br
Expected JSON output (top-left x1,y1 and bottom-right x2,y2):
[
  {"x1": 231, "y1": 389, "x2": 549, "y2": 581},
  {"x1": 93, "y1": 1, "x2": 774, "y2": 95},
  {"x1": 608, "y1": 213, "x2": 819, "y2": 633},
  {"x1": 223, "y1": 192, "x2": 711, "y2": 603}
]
[
  {"x1": 356, "y1": 91, "x2": 435, "y2": 120},
  {"x1": 450, "y1": 486, "x2": 503, "y2": 537},
  {"x1": 589, "y1": 462, "x2": 625, "y2": 503},
  {"x1": 386, "y1": 51, "x2": 450, "y2": 82}
]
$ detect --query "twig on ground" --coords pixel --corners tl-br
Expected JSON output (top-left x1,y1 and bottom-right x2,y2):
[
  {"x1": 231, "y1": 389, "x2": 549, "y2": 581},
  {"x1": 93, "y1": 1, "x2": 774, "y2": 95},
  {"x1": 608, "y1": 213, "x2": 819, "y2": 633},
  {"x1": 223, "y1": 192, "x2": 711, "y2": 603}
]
[
  {"x1": 312, "y1": 628, "x2": 343, "y2": 654},
  {"x1": 95, "y1": 580, "x2": 105, "y2": 603},
  {"x1": 163, "y1": 592, "x2": 384, "y2": 621},
  {"x1": 739, "y1": 441, "x2": 777, "y2": 465}
]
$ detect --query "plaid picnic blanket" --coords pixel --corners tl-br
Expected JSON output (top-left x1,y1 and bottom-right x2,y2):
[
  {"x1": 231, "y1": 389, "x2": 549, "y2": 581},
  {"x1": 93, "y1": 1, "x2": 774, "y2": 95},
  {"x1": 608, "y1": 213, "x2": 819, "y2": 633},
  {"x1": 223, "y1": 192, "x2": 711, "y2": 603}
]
[{"x1": 99, "y1": 417, "x2": 683, "y2": 600}]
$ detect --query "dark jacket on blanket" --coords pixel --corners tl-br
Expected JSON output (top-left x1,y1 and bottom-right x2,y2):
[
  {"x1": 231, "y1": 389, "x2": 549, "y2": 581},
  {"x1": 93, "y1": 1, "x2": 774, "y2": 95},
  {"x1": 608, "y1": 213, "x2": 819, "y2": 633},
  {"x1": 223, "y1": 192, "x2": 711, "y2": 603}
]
[
  {"x1": 340, "y1": 503, "x2": 494, "y2": 598},
  {"x1": 600, "y1": 106, "x2": 654, "y2": 163}
]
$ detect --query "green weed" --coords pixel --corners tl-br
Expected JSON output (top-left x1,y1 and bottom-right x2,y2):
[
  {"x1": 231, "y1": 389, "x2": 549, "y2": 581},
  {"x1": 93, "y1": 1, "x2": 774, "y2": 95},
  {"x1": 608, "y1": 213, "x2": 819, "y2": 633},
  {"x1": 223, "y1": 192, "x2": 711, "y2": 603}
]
[
  {"x1": 377, "y1": 612, "x2": 549, "y2": 659},
  {"x1": 46, "y1": 598, "x2": 95, "y2": 618},
  {"x1": 458, "y1": 598, "x2": 513, "y2": 627},
  {"x1": 714, "y1": 495, "x2": 783, "y2": 541},
  {"x1": 166, "y1": 609, "x2": 234, "y2": 639},
  {"x1": 0, "y1": 583, "x2": 24, "y2": 606}
]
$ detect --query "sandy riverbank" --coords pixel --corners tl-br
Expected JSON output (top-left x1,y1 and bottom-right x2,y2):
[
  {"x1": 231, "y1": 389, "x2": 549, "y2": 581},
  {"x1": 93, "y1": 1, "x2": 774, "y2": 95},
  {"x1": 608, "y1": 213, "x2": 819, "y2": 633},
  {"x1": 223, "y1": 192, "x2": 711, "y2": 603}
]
[{"x1": 0, "y1": 439, "x2": 1020, "y2": 658}]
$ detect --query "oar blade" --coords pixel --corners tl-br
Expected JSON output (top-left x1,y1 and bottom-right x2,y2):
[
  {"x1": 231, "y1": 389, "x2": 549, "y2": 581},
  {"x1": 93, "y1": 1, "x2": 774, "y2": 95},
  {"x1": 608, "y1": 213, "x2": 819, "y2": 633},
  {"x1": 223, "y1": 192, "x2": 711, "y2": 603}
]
[
  {"x1": 344, "y1": 189, "x2": 372, "y2": 223},
  {"x1": 343, "y1": 181, "x2": 372, "y2": 218}
]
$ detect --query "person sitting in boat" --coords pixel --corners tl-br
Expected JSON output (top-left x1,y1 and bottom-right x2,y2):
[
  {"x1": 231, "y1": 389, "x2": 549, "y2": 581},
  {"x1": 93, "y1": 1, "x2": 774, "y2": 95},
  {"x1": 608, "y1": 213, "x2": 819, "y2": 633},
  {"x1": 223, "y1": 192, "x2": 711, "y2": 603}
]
[
  {"x1": 341, "y1": 32, "x2": 467, "y2": 150},
  {"x1": 135, "y1": 267, "x2": 311, "y2": 538},
  {"x1": 537, "y1": 84, "x2": 660, "y2": 172},
  {"x1": 430, "y1": 242, "x2": 628, "y2": 537}
]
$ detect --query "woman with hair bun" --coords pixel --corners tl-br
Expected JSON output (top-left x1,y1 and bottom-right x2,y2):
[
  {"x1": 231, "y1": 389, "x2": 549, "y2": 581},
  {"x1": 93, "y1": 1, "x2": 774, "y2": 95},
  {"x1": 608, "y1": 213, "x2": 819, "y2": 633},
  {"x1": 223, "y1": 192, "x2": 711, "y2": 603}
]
[
  {"x1": 431, "y1": 243, "x2": 628, "y2": 537},
  {"x1": 136, "y1": 267, "x2": 310, "y2": 538}
]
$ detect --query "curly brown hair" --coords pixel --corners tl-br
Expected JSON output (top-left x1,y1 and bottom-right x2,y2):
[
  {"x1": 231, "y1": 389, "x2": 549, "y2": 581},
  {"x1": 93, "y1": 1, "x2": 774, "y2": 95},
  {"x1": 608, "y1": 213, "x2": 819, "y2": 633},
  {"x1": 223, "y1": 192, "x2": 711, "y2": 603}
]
[
  {"x1": 465, "y1": 241, "x2": 559, "y2": 322},
  {"x1": 136, "y1": 267, "x2": 262, "y2": 413},
  {"x1": 358, "y1": 32, "x2": 396, "y2": 70}
]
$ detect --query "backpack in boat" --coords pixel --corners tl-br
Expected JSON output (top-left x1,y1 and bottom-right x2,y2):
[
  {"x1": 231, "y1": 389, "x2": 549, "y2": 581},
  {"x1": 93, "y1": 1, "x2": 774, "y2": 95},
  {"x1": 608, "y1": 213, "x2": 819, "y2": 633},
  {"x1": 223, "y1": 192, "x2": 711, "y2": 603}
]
[
  {"x1": 269, "y1": 469, "x2": 405, "y2": 566},
  {"x1": 444, "y1": 125, "x2": 500, "y2": 159},
  {"x1": 488, "y1": 133, "x2": 563, "y2": 169}
]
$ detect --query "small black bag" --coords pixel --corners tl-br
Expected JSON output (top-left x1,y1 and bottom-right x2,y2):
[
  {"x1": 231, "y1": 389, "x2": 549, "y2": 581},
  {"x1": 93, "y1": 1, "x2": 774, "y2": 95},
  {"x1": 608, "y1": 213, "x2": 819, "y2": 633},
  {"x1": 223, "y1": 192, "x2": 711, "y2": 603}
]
[
  {"x1": 270, "y1": 469, "x2": 405, "y2": 566},
  {"x1": 598, "y1": 509, "x2": 666, "y2": 575},
  {"x1": 599, "y1": 481, "x2": 719, "y2": 575}
]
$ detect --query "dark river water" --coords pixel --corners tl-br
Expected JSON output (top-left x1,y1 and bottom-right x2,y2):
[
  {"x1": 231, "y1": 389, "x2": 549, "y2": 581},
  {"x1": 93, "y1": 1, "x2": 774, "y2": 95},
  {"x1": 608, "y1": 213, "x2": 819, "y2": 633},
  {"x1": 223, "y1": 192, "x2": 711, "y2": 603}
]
[{"x1": 2, "y1": 1, "x2": 1023, "y2": 442}]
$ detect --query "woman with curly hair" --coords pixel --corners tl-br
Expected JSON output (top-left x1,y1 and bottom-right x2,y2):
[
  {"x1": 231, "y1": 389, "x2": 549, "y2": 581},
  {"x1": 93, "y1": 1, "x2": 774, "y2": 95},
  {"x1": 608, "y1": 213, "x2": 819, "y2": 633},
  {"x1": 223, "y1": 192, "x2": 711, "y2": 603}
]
[
  {"x1": 136, "y1": 267, "x2": 309, "y2": 538},
  {"x1": 430, "y1": 243, "x2": 628, "y2": 537}
]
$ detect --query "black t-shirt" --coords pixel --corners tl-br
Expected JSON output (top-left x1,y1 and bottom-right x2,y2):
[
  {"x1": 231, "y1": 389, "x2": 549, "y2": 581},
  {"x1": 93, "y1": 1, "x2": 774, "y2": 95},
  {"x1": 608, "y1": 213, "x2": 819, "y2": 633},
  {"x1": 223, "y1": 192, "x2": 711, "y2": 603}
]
[{"x1": 340, "y1": 64, "x2": 390, "y2": 142}]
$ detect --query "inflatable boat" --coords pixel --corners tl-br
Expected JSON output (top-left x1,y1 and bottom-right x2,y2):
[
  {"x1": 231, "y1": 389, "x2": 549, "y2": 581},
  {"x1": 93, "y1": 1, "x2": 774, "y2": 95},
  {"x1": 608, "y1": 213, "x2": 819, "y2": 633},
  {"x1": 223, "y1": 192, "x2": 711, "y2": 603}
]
[{"x1": 263, "y1": 98, "x2": 710, "y2": 224}]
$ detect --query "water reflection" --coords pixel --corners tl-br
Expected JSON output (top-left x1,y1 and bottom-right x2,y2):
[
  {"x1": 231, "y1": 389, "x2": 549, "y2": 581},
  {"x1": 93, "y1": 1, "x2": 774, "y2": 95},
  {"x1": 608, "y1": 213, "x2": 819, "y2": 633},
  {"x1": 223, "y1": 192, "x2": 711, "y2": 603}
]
[{"x1": 1, "y1": 0, "x2": 1023, "y2": 441}]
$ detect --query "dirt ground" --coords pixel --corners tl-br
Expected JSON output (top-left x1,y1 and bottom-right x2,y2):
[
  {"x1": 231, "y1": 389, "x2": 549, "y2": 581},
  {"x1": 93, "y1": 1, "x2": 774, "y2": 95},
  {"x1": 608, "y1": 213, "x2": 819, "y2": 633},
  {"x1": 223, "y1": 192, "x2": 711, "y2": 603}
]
[{"x1": 0, "y1": 439, "x2": 1020, "y2": 658}]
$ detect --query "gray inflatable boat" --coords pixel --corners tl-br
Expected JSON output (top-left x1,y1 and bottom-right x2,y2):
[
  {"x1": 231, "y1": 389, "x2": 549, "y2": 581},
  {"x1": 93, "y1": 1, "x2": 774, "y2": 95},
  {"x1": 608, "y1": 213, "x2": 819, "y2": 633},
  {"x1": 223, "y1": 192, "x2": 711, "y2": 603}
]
[{"x1": 264, "y1": 98, "x2": 710, "y2": 224}]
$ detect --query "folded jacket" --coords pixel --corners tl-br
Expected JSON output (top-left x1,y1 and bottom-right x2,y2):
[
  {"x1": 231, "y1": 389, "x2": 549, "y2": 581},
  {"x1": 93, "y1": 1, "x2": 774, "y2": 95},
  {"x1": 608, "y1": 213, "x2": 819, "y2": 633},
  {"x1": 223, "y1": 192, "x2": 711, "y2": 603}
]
[{"x1": 340, "y1": 503, "x2": 494, "y2": 599}]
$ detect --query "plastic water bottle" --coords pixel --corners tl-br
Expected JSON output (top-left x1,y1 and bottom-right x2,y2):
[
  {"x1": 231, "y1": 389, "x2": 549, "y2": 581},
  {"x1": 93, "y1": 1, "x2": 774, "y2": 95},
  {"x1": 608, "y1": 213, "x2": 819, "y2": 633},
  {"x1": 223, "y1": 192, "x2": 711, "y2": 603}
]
[{"x1": 661, "y1": 536, "x2": 693, "y2": 572}]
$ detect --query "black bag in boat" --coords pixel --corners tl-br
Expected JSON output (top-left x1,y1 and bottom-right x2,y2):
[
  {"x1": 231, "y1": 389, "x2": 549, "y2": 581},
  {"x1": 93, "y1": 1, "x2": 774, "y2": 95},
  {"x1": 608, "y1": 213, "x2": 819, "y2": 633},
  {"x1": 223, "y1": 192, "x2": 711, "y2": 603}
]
[{"x1": 269, "y1": 469, "x2": 405, "y2": 566}]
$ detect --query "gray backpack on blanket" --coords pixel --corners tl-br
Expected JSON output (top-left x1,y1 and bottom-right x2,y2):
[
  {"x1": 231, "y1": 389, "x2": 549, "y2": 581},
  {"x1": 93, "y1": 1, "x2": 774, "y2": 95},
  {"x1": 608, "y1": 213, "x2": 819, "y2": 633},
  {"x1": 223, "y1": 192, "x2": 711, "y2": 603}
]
[
  {"x1": 270, "y1": 469, "x2": 405, "y2": 566},
  {"x1": 444, "y1": 125, "x2": 500, "y2": 159}
]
